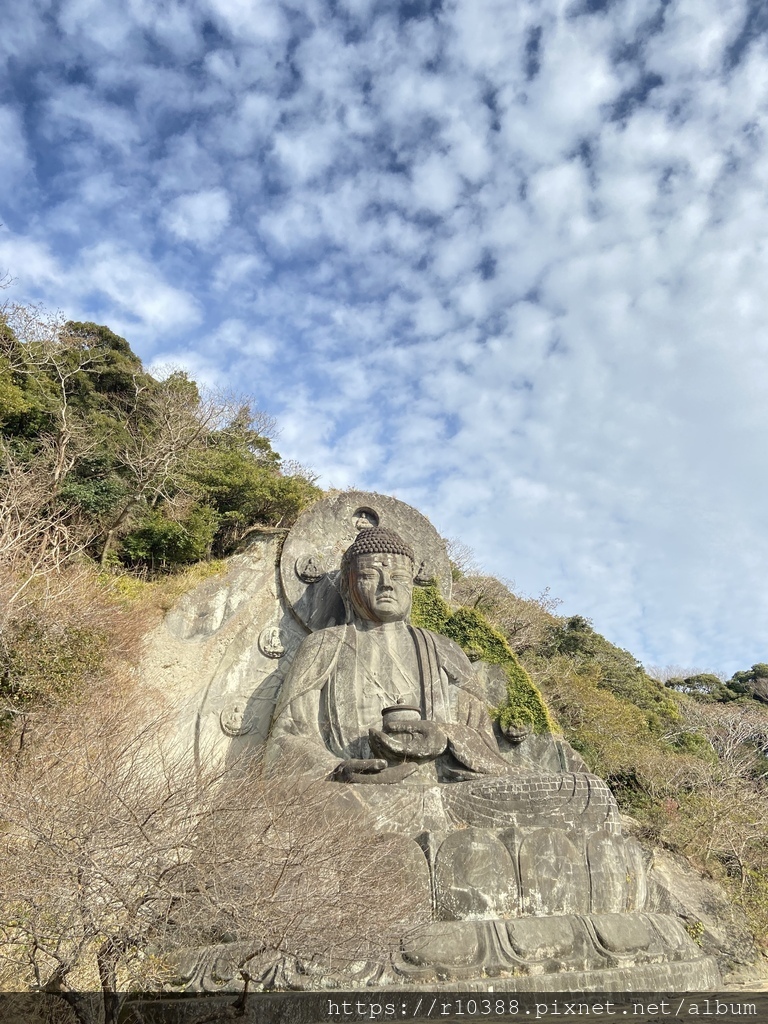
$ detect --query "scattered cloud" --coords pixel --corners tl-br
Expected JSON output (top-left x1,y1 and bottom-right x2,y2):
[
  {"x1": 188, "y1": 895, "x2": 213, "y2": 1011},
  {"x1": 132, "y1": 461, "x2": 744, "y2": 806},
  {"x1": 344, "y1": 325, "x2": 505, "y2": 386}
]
[
  {"x1": 0, "y1": 107, "x2": 33, "y2": 189},
  {"x1": 2, "y1": 0, "x2": 768, "y2": 673},
  {"x1": 164, "y1": 189, "x2": 232, "y2": 245}
]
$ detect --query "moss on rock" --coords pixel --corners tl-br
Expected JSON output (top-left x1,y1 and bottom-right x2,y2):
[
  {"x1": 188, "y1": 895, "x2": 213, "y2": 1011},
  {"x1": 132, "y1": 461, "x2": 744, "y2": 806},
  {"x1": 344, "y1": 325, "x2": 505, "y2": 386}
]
[{"x1": 411, "y1": 583, "x2": 553, "y2": 734}]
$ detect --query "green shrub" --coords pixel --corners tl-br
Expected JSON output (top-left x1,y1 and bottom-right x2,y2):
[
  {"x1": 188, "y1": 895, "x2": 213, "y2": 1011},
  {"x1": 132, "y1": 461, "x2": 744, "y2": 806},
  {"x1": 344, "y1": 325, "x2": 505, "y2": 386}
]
[
  {"x1": 121, "y1": 505, "x2": 220, "y2": 568},
  {"x1": 1, "y1": 309, "x2": 321, "y2": 574},
  {"x1": 1, "y1": 617, "x2": 109, "y2": 714},
  {"x1": 536, "y1": 615, "x2": 679, "y2": 732},
  {"x1": 0, "y1": 568, "x2": 149, "y2": 732}
]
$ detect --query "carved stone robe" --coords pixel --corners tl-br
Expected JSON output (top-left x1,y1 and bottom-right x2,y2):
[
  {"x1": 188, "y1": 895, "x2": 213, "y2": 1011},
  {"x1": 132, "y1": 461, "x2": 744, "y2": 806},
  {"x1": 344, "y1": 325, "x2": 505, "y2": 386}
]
[{"x1": 266, "y1": 620, "x2": 509, "y2": 782}]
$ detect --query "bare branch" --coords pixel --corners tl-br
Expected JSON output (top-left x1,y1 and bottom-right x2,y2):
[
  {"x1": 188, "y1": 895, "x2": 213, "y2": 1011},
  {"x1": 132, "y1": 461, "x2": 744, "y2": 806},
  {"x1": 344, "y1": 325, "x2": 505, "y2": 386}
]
[
  {"x1": 0, "y1": 685, "x2": 421, "y2": 1019},
  {"x1": 452, "y1": 572, "x2": 562, "y2": 653}
]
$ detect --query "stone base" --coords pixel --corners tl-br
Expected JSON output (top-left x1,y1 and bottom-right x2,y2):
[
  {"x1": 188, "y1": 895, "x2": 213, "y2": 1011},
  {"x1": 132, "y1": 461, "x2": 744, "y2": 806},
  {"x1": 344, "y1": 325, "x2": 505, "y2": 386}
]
[
  {"x1": 391, "y1": 914, "x2": 718, "y2": 991},
  {"x1": 167, "y1": 913, "x2": 718, "y2": 994},
  {"x1": 439, "y1": 957, "x2": 721, "y2": 991}
]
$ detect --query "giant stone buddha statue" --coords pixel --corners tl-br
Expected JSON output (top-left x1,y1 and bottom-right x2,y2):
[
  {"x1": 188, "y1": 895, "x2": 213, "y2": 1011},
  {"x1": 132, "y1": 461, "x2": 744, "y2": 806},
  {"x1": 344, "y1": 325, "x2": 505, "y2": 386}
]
[
  {"x1": 268, "y1": 526, "x2": 521, "y2": 785},
  {"x1": 159, "y1": 491, "x2": 719, "y2": 992}
]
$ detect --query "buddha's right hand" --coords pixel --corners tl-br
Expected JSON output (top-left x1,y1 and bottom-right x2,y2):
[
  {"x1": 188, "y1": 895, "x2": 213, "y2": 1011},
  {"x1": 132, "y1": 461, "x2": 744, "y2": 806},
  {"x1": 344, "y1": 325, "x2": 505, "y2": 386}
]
[{"x1": 330, "y1": 759, "x2": 418, "y2": 784}]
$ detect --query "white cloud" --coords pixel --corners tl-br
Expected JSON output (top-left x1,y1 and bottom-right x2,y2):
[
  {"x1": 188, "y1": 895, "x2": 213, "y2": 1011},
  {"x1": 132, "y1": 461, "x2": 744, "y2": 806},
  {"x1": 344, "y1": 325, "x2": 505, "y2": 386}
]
[
  {"x1": 0, "y1": 236, "x2": 64, "y2": 291},
  {"x1": 83, "y1": 243, "x2": 201, "y2": 332},
  {"x1": 206, "y1": 0, "x2": 287, "y2": 43},
  {"x1": 155, "y1": 132, "x2": 224, "y2": 195},
  {"x1": 273, "y1": 125, "x2": 342, "y2": 185},
  {"x1": 443, "y1": 119, "x2": 493, "y2": 183},
  {"x1": 0, "y1": 106, "x2": 33, "y2": 189},
  {"x1": 212, "y1": 252, "x2": 268, "y2": 291},
  {"x1": 411, "y1": 154, "x2": 462, "y2": 214},
  {"x1": 164, "y1": 189, "x2": 232, "y2": 245},
  {"x1": 59, "y1": 0, "x2": 134, "y2": 50},
  {"x1": 43, "y1": 87, "x2": 140, "y2": 152},
  {"x1": 147, "y1": 350, "x2": 224, "y2": 389},
  {"x1": 212, "y1": 318, "x2": 277, "y2": 361},
  {"x1": 644, "y1": 0, "x2": 746, "y2": 79},
  {"x1": 215, "y1": 92, "x2": 280, "y2": 157}
]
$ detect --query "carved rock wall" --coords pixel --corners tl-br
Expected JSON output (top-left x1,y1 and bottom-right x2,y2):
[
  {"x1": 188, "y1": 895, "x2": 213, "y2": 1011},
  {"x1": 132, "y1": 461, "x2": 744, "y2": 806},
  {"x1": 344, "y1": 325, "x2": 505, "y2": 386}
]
[{"x1": 138, "y1": 531, "x2": 302, "y2": 768}]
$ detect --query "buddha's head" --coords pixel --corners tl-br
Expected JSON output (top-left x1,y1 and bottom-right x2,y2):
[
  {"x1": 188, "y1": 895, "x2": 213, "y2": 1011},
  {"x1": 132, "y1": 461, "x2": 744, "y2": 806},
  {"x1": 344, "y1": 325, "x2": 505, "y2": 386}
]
[{"x1": 341, "y1": 527, "x2": 416, "y2": 624}]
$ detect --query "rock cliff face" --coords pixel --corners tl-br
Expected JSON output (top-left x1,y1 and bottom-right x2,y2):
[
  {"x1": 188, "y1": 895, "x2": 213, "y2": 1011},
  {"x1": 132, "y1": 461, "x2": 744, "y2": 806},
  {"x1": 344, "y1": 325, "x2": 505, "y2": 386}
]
[
  {"x1": 139, "y1": 528, "x2": 299, "y2": 770},
  {"x1": 137, "y1": 492, "x2": 731, "y2": 992}
]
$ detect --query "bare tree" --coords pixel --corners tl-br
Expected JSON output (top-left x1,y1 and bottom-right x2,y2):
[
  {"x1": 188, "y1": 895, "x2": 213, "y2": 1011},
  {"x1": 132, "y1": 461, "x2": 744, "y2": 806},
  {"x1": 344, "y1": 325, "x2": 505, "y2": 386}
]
[
  {"x1": 0, "y1": 309, "x2": 125, "y2": 622},
  {"x1": 1, "y1": 305, "x2": 105, "y2": 489},
  {"x1": 675, "y1": 701, "x2": 768, "y2": 784},
  {"x1": 452, "y1": 573, "x2": 561, "y2": 654},
  {"x1": 644, "y1": 699, "x2": 768, "y2": 905},
  {"x1": 0, "y1": 308, "x2": 114, "y2": 593},
  {"x1": 95, "y1": 379, "x2": 286, "y2": 565},
  {"x1": 445, "y1": 537, "x2": 479, "y2": 578},
  {"x1": 169, "y1": 773, "x2": 425, "y2": 1002},
  {"x1": 1, "y1": 305, "x2": 241, "y2": 567},
  {"x1": 0, "y1": 686, "x2": 420, "y2": 1024},
  {"x1": 645, "y1": 665, "x2": 727, "y2": 685},
  {"x1": 0, "y1": 441, "x2": 94, "y2": 616}
]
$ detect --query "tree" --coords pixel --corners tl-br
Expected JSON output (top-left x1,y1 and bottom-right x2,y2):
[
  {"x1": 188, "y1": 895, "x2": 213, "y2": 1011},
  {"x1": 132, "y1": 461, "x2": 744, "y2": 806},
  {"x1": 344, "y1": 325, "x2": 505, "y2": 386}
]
[
  {"x1": 0, "y1": 439, "x2": 90, "y2": 611},
  {"x1": 94, "y1": 370, "x2": 220, "y2": 566},
  {"x1": 533, "y1": 615, "x2": 680, "y2": 732},
  {"x1": 663, "y1": 673, "x2": 741, "y2": 703},
  {"x1": 0, "y1": 425, "x2": 148, "y2": 742},
  {"x1": 0, "y1": 310, "x2": 139, "y2": 489},
  {"x1": 0, "y1": 559, "x2": 146, "y2": 746},
  {"x1": 0, "y1": 302, "x2": 320, "y2": 574},
  {"x1": 661, "y1": 701, "x2": 768, "y2": 915},
  {"x1": 0, "y1": 686, "x2": 419, "y2": 1024},
  {"x1": 187, "y1": 408, "x2": 320, "y2": 555},
  {"x1": 526, "y1": 653, "x2": 701, "y2": 809},
  {"x1": 450, "y1": 572, "x2": 561, "y2": 655},
  {"x1": 729, "y1": 664, "x2": 768, "y2": 705},
  {"x1": 676, "y1": 701, "x2": 768, "y2": 788}
]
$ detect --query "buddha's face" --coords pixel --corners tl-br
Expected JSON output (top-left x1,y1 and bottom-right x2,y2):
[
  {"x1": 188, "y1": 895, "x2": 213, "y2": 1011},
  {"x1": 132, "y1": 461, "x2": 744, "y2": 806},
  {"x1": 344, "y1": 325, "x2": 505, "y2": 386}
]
[{"x1": 348, "y1": 552, "x2": 414, "y2": 623}]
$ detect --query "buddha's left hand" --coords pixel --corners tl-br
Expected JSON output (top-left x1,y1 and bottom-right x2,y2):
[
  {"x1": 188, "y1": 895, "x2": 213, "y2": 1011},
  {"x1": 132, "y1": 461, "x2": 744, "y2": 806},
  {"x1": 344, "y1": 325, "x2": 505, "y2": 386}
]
[{"x1": 369, "y1": 719, "x2": 448, "y2": 762}]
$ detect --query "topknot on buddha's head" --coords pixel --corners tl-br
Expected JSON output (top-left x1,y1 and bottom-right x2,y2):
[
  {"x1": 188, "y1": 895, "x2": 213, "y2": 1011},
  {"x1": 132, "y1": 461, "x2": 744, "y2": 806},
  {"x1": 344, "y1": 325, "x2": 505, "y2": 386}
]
[{"x1": 345, "y1": 526, "x2": 415, "y2": 564}]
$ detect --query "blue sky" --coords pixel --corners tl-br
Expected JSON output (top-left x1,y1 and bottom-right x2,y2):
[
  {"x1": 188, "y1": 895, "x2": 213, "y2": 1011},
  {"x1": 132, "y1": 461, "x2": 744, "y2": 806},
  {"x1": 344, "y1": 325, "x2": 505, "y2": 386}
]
[{"x1": 2, "y1": 0, "x2": 768, "y2": 675}]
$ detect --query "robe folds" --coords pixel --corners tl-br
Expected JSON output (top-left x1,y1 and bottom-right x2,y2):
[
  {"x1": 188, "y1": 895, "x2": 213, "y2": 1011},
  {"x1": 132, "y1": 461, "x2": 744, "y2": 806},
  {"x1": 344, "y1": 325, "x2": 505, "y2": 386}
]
[
  {"x1": 265, "y1": 621, "x2": 510, "y2": 783},
  {"x1": 265, "y1": 621, "x2": 619, "y2": 839}
]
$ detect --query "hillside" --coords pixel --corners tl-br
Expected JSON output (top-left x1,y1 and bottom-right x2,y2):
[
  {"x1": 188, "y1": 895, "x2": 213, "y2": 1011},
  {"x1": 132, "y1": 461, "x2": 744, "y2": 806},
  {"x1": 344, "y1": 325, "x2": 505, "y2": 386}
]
[{"x1": 2, "y1": 307, "x2": 768, "y2": 993}]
